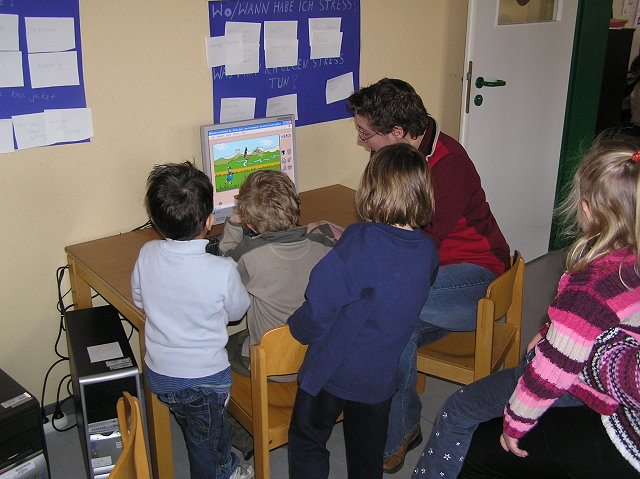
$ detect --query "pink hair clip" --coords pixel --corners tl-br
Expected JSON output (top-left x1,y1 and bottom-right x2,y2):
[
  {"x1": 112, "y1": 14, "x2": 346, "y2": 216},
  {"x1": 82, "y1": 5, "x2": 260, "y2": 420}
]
[{"x1": 632, "y1": 151, "x2": 640, "y2": 163}]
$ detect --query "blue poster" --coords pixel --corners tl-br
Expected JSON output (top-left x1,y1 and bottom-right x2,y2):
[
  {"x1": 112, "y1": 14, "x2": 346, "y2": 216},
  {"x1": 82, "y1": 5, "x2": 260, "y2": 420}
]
[
  {"x1": 0, "y1": 0, "x2": 88, "y2": 150},
  {"x1": 208, "y1": 0, "x2": 360, "y2": 127}
]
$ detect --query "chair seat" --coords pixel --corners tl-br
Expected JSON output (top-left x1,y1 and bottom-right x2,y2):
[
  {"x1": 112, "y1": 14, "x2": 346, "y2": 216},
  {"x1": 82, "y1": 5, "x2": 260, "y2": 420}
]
[
  {"x1": 228, "y1": 371, "x2": 298, "y2": 449},
  {"x1": 417, "y1": 314, "x2": 519, "y2": 384}
]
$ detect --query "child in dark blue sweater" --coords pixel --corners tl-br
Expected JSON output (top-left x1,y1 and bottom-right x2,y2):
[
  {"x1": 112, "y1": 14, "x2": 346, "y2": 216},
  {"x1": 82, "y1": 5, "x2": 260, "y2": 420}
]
[{"x1": 287, "y1": 143, "x2": 440, "y2": 479}]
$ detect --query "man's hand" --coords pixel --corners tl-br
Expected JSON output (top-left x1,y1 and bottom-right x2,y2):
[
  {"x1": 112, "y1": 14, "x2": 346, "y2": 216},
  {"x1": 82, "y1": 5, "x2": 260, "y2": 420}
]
[{"x1": 500, "y1": 431, "x2": 528, "y2": 458}]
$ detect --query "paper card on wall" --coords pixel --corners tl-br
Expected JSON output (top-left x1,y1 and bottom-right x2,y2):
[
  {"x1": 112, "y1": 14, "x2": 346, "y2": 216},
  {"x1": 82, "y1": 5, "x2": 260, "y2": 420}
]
[
  {"x1": 225, "y1": 21, "x2": 261, "y2": 44},
  {"x1": 220, "y1": 97, "x2": 256, "y2": 123},
  {"x1": 0, "y1": 119, "x2": 15, "y2": 153},
  {"x1": 310, "y1": 30, "x2": 342, "y2": 59},
  {"x1": 0, "y1": 14, "x2": 19, "y2": 51},
  {"x1": 225, "y1": 43, "x2": 259, "y2": 75},
  {"x1": 0, "y1": 51, "x2": 24, "y2": 88},
  {"x1": 308, "y1": 17, "x2": 341, "y2": 37},
  {"x1": 266, "y1": 93, "x2": 298, "y2": 119},
  {"x1": 12, "y1": 112, "x2": 50, "y2": 149},
  {"x1": 28, "y1": 51, "x2": 79, "y2": 88},
  {"x1": 87, "y1": 342, "x2": 123, "y2": 363},
  {"x1": 326, "y1": 72, "x2": 354, "y2": 104},
  {"x1": 45, "y1": 107, "x2": 93, "y2": 143},
  {"x1": 205, "y1": 36, "x2": 225, "y2": 67},
  {"x1": 25, "y1": 17, "x2": 75, "y2": 53},
  {"x1": 264, "y1": 20, "x2": 298, "y2": 42},
  {"x1": 265, "y1": 39, "x2": 298, "y2": 68}
]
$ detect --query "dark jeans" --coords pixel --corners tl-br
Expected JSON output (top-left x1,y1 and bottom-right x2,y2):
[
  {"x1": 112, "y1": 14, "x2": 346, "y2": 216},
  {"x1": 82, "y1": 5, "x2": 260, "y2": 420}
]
[
  {"x1": 158, "y1": 386, "x2": 239, "y2": 479},
  {"x1": 459, "y1": 406, "x2": 639, "y2": 479},
  {"x1": 288, "y1": 388, "x2": 392, "y2": 479}
]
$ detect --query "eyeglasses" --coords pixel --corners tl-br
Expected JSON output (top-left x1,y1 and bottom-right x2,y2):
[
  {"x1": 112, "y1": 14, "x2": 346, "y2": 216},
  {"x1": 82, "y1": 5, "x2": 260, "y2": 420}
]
[{"x1": 358, "y1": 128, "x2": 378, "y2": 142}]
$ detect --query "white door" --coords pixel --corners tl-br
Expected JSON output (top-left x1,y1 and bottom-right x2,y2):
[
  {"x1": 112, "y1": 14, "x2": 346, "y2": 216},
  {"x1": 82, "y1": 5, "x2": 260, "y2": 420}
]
[{"x1": 460, "y1": 0, "x2": 578, "y2": 261}]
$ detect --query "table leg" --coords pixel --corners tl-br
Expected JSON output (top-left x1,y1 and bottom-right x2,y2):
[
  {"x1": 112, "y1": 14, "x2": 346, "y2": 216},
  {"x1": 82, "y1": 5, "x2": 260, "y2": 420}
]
[
  {"x1": 67, "y1": 256, "x2": 93, "y2": 309},
  {"x1": 140, "y1": 328, "x2": 175, "y2": 479}
]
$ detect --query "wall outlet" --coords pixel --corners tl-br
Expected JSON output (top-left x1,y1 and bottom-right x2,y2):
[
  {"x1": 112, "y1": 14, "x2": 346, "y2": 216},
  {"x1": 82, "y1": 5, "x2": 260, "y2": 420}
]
[{"x1": 43, "y1": 411, "x2": 69, "y2": 434}]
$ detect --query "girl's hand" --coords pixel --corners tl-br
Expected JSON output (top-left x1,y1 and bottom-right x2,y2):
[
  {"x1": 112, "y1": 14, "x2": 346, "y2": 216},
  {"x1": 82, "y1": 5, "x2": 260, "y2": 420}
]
[
  {"x1": 500, "y1": 431, "x2": 528, "y2": 458},
  {"x1": 526, "y1": 332, "x2": 542, "y2": 353}
]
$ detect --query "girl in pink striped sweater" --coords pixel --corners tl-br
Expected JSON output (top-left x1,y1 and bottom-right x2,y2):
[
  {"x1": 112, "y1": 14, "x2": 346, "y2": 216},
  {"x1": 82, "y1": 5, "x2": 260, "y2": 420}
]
[{"x1": 414, "y1": 133, "x2": 640, "y2": 478}]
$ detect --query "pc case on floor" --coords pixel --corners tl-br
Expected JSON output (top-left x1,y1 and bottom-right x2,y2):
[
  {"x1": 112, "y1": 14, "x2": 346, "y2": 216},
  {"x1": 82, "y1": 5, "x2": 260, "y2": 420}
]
[
  {"x1": 0, "y1": 368, "x2": 50, "y2": 479},
  {"x1": 65, "y1": 305, "x2": 144, "y2": 479}
]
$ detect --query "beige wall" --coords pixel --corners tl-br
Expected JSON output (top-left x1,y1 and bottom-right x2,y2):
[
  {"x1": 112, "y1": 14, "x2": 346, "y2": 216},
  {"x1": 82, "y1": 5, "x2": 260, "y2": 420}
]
[{"x1": 0, "y1": 0, "x2": 467, "y2": 404}]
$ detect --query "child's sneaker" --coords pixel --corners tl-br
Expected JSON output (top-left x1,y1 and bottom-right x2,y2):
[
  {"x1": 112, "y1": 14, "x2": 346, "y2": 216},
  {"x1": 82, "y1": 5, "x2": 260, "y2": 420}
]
[{"x1": 230, "y1": 464, "x2": 255, "y2": 479}]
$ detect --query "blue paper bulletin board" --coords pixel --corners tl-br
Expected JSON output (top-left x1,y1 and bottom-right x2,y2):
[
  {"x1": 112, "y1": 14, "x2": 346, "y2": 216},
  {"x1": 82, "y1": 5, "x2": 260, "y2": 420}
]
[
  {"x1": 0, "y1": 0, "x2": 87, "y2": 150},
  {"x1": 209, "y1": 0, "x2": 360, "y2": 127}
]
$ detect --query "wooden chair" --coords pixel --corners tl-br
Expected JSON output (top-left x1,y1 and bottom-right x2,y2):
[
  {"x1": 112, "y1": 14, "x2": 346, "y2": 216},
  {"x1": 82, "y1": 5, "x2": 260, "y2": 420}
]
[
  {"x1": 109, "y1": 392, "x2": 151, "y2": 479},
  {"x1": 227, "y1": 324, "x2": 307, "y2": 479},
  {"x1": 416, "y1": 251, "x2": 525, "y2": 393}
]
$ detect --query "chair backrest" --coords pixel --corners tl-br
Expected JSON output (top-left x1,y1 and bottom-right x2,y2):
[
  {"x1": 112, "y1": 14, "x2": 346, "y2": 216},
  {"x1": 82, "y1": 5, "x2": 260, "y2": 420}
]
[
  {"x1": 416, "y1": 251, "x2": 525, "y2": 387},
  {"x1": 227, "y1": 324, "x2": 307, "y2": 479},
  {"x1": 108, "y1": 392, "x2": 151, "y2": 479}
]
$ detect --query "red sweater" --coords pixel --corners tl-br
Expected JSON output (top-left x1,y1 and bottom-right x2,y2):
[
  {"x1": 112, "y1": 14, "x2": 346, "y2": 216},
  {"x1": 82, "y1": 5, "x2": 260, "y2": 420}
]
[{"x1": 419, "y1": 123, "x2": 510, "y2": 276}]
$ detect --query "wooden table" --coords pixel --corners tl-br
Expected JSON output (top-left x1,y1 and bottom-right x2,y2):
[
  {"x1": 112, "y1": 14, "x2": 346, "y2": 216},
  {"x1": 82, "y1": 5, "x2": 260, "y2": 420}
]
[{"x1": 65, "y1": 184, "x2": 357, "y2": 479}]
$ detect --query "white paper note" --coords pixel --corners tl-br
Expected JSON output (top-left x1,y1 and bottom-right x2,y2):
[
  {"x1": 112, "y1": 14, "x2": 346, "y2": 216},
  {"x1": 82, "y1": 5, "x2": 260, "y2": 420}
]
[
  {"x1": 326, "y1": 72, "x2": 354, "y2": 104},
  {"x1": 0, "y1": 51, "x2": 24, "y2": 87},
  {"x1": 225, "y1": 21, "x2": 261, "y2": 44},
  {"x1": 266, "y1": 94, "x2": 298, "y2": 119},
  {"x1": 28, "y1": 51, "x2": 79, "y2": 88},
  {"x1": 264, "y1": 20, "x2": 298, "y2": 42},
  {"x1": 45, "y1": 108, "x2": 94, "y2": 144},
  {"x1": 220, "y1": 97, "x2": 256, "y2": 123},
  {"x1": 12, "y1": 112, "x2": 50, "y2": 149},
  {"x1": 225, "y1": 43, "x2": 260, "y2": 75},
  {"x1": 205, "y1": 36, "x2": 225, "y2": 67},
  {"x1": 265, "y1": 39, "x2": 298, "y2": 68},
  {"x1": 310, "y1": 30, "x2": 342, "y2": 59},
  {"x1": 25, "y1": 17, "x2": 75, "y2": 53},
  {"x1": 0, "y1": 14, "x2": 19, "y2": 51},
  {"x1": 0, "y1": 120, "x2": 15, "y2": 154},
  {"x1": 87, "y1": 342, "x2": 124, "y2": 363}
]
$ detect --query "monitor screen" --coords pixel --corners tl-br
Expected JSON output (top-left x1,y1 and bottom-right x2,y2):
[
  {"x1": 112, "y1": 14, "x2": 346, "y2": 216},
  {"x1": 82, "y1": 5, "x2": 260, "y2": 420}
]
[{"x1": 200, "y1": 115, "x2": 297, "y2": 224}]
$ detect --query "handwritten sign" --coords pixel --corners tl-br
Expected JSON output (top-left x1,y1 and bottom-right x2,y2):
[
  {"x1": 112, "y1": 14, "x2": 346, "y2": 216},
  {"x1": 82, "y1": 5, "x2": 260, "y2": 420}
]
[{"x1": 208, "y1": 0, "x2": 360, "y2": 127}]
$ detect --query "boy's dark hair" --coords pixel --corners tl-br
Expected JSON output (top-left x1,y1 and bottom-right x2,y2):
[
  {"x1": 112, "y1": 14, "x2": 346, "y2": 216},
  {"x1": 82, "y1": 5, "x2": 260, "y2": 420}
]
[
  {"x1": 347, "y1": 78, "x2": 430, "y2": 139},
  {"x1": 145, "y1": 161, "x2": 213, "y2": 240},
  {"x1": 356, "y1": 143, "x2": 434, "y2": 228},
  {"x1": 235, "y1": 170, "x2": 300, "y2": 234}
]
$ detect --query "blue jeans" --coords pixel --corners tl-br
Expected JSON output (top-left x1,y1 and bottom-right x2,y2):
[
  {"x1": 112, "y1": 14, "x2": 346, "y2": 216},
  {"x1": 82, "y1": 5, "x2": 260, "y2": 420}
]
[
  {"x1": 384, "y1": 263, "x2": 497, "y2": 458},
  {"x1": 411, "y1": 352, "x2": 583, "y2": 478},
  {"x1": 158, "y1": 386, "x2": 239, "y2": 479}
]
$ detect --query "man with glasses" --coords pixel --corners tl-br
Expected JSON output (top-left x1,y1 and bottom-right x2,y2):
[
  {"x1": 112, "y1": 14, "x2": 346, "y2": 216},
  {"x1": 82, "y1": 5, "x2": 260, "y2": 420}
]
[{"x1": 347, "y1": 78, "x2": 510, "y2": 474}]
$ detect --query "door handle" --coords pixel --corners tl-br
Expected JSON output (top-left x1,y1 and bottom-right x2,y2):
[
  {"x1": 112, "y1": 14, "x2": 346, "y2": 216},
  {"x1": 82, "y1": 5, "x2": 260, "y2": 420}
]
[{"x1": 475, "y1": 77, "x2": 507, "y2": 88}]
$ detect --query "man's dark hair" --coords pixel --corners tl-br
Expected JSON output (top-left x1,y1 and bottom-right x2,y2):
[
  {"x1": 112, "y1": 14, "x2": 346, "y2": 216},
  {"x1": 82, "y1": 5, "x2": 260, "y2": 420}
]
[
  {"x1": 145, "y1": 161, "x2": 213, "y2": 240},
  {"x1": 347, "y1": 78, "x2": 430, "y2": 139}
]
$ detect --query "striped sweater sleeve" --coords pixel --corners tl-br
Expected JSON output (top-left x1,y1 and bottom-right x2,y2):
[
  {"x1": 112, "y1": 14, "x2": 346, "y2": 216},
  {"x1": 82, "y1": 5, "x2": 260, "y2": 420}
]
[{"x1": 503, "y1": 266, "x2": 625, "y2": 438}]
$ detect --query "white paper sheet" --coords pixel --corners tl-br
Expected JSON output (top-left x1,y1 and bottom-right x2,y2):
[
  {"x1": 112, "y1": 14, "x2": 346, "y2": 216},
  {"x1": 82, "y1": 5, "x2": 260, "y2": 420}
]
[
  {"x1": 45, "y1": 108, "x2": 93, "y2": 144},
  {"x1": 25, "y1": 17, "x2": 76, "y2": 53},
  {"x1": 326, "y1": 72, "x2": 354, "y2": 104},
  {"x1": 310, "y1": 30, "x2": 342, "y2": 59},
  {"x1": 265, "y1": 39, "x2": 299, "y2": 68},
  {"x1": 0, "y1": 120, "x2": 15, "y2": 154},
  {"x1": 87, "y1": 342, "x2": 124, "y2": 363},
  {"x1": 0, "y1": 51, "x2": 24, "y2": 87},
  {"x1": 205, "y1": 36, "x2": 225, "y2": 67},
  {"x1": 28, "y1": 51, "x2": 79, "y2": 88},
  {"x1": 220, "y1": 97, "x2": 256, "y2": 123},
  {"x1": 225, "y1": 43, "x2": 260, "y2": 75},
  {"x1": 12, "y1": 112, "x2": 50, "y2": 149},
  {"x1": 0, "y1": 14, "x2": 20, "y2": 51},
  {"x1": 264, "y1": 20, "x2": 298, "y2": 41},
  {"x1": 225, "y1": 21, "x2": 261, "y2": 44},
  {"x1": 266, "y1": 94, "x2": 298, "y2": 119}
]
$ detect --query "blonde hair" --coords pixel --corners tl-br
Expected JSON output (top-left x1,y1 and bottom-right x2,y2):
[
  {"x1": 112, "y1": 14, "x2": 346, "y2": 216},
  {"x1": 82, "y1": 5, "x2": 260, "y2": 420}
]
[
  {"x1": 235, "y1": 170, "x2": 300, "y2": 234},
  {"x1": 356, "y1": 143, "x2": 434, "y2": 228},
  {"x1": 557, "y1": 132, "x2": 640, "y2": 272}
]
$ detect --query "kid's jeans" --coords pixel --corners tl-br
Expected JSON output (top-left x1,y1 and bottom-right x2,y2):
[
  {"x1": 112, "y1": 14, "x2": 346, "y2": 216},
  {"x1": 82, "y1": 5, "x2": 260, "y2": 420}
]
[
  {"x1": 158, "y1": 385, "x2": 239, "y2": 479},
  {"x1": 288, "y1": 387, "x2": 391, "y2": 479}
]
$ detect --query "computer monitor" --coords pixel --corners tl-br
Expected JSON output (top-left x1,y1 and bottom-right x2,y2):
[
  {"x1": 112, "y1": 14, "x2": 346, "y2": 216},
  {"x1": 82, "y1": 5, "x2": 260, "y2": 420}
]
[{"x1": 200, "y1": 115, "x2": 298, "y2": 225}]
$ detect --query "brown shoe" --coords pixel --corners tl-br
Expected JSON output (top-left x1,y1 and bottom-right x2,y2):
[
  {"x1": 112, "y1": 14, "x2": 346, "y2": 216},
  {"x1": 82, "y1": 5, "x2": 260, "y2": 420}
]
[{"x1": 383, "y1": 426, "x2": 423, "y2": 474}]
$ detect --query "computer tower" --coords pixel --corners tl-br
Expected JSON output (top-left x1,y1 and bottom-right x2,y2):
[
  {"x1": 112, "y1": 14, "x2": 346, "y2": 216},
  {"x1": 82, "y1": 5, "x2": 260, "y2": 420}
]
[
  {"x1": 0, "y1": 368, "x2": 50, "y2": 479},
  {"x1": 65, "y1": 305, "x2": 143, "y2": 479}
]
